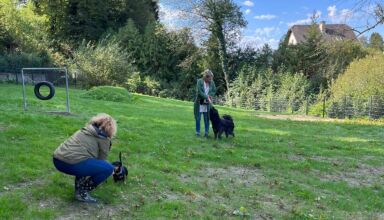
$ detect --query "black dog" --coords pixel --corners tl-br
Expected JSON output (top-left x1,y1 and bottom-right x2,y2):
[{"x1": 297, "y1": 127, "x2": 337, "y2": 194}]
[
  {"x1": 111, "y1": 152, "x2": 128, "y2": 183},
  {"x1": 209, "y1": 106, "x2": 235, "y2": 139}
]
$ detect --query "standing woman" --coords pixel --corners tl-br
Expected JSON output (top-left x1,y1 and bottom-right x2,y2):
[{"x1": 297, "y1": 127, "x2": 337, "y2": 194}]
[
  {"x1": 53, "y1": 113, "x2": 117, "y2": 203},
  {"x1": 194, "y1": 69, "x2": 216, "y2": 137}
]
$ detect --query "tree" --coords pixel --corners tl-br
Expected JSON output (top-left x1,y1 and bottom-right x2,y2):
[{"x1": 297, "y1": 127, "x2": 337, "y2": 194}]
[
  {"x1": 190, "y1": 0, "x2": 247, "y2": 94},
  {"x1": 331, "y1": 53, "x2": 384, "y2": 99},
  {"x1": 31, "y1": 0, "x2": 159, "y2": 48},
  {"x1": 273, "y1": 23, "x2": 328, "y2": 93},
  {"x1": 369, "y1": 32, "x2": 384, "y2": 51},
  {"x1": 350, "y1": 1, "x2": 384, "y2": 36}
]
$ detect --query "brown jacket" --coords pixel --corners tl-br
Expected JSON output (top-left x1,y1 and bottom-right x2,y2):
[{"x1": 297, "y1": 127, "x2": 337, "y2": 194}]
[{"x1": 53, "y1": 125, "x2": 111, "y2": 164}]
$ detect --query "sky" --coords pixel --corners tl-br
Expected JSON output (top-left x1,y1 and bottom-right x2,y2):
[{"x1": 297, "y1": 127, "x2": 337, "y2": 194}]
[{"x1": 159, "y1": 0, "x2": 384, "y2": 49}]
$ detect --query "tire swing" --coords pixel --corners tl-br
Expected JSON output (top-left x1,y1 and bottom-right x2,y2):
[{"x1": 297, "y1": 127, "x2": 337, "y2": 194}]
[{"x1": 34, "y1": 81, "x2": 55, "y2": 100}]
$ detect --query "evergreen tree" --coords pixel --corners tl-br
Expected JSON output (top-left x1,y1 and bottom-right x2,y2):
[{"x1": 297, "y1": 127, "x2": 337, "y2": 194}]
[{"x1": 369, "y1": 32, "x2": 384, "y2": 51}]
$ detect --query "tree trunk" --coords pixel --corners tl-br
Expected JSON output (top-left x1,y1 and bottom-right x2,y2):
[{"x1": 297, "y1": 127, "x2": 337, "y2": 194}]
[{"x1": 215, "y1": 25, "x2": 230, "y2": 96}]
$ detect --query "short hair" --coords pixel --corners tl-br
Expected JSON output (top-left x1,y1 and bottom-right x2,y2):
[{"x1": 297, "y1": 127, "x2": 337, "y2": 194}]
[
  {"x1": 202, "y1": 69, "x2": 214, "y2": 79},
  {"x1": 88, "y1": 113, "x2": 117, "y2": 138}
]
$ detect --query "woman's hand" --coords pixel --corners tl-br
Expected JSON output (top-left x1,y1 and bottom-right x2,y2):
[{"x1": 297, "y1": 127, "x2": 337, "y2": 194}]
[{"x1": 208, "y1": 96, "x2": 212, "y2": 103}]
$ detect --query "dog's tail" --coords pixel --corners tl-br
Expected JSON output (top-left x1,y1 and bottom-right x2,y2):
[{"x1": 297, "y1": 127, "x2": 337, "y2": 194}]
[{"x1": 222, "y1": 114, "x2": 233, "y2": 121}]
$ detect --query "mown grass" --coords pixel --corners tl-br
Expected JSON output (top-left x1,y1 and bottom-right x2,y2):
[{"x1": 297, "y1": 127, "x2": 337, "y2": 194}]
[{"x1": 0, "y1": 83, "x2": 383, "y2": 219}]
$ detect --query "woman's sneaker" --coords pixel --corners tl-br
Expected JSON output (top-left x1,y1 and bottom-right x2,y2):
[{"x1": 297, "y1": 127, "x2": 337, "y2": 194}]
[
  {"x1": 74, "y1": 177, "x2": 97, "y2": 203},
  {"x1": 75, "y1": 190, "x2": 98, "y2": 203}
]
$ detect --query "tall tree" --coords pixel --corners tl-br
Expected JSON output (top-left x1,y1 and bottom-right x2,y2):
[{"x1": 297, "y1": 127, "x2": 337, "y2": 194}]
[
  {"x1": 369, "y1": 32, "x2": 384, "y2": 51},
  {"x1": 191, "y1": 0, "x2": 246, "y2": 94}
]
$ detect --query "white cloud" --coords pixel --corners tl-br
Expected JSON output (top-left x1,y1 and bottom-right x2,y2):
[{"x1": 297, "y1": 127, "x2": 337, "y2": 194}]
[
  {"x1": 287, "y1": 11, "x2": 321, "y2": 26},
  {"x1": 287, "y1": 18, "x2": 312, "y2": 26},
  {"x1": 327, "y1": 5, "x2": 337, "y2": 17},
  {"x1": 254, "y1": 14, "x2": 277, "y2": 20},
  {"x1": 240, "y1": 35, "x2": 279, "y2": 49},
  {"x1": 327, "y1": 5, "x2": 353, "y2": 23},
  {"x1": 158, "y1": 3, "x2": 188, "y2": 30},
  {"x1": 239, "y1": 26, "x2": 280, "y2": 49},
  {"x1": 243, "y1": 1, "x2": 254, "y2": 7},
  {"x1": 245, "y1": 9, "x2": 251, "y2": 15},
  {"x1": 255, "y1": 27, "x2": 278, "y2": 36}
]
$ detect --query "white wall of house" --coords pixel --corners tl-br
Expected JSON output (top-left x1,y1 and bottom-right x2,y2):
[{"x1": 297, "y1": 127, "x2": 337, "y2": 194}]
[{"x1": 288, "y1": 33, "x2": 297, "y2": 45}]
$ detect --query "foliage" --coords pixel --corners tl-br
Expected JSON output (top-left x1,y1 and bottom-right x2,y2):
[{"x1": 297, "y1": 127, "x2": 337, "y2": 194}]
[
  {"x1": 116, "y1": 22, "x2": 202, "y2": 100},
  {"x1": 31, "y1": 0, "x2": 158, "y2": 48},
  {"x1": 0, "y1": 0, "x2": 54, "y2": 69},
  {"x1": 71, "y1": 37, "x2": 136, "y2": 89},
  {"x1": 331, "y1": 53, "x2": 384, "y2": 99},
  {"x1": 322, "y1": 40, "x2": 367, "y2": 86},
  {"x1": 195, "y1": 0, "x2": 247, "y2": 92},
  {"x1": 227, "y1": 65, "x2": 309, "y2": 111},
  {"x1": 273, "y1": 24, "x2": 367, "y2": 94},
  {"x1": 80, "y1": 86, "x2": 132, "y2": 102},
  {"x1": 369, "y1": 32, "x2": 384, "y2": 51},
  {"x1": 125, "y1": 72, "x2": 161, "y2": 96},
  {"x1": 0, "y1": 51, "x2": 51, "y2": 72}
]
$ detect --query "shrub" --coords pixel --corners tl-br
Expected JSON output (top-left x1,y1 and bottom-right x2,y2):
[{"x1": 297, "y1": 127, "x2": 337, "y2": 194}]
[
  {"x1": 80, "y1": 86, "x2": 132, "y2": 102},
  {"x1": 331, "y1": 53, "x2": 384, "y2": 99},
  {"x1": 72, "y1": 37, "x2": 136, "y2": 89}
]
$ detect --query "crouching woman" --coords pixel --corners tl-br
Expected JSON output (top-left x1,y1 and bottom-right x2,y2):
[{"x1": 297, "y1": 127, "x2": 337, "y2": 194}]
[{"x1": 53, "y1": 113, "x2": 117, "y2": 203}]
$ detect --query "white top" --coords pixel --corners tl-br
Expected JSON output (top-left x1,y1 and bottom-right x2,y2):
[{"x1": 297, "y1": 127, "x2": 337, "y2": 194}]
[{"x1": 199, "y1": 82, "x2": 210, "y2": 113}]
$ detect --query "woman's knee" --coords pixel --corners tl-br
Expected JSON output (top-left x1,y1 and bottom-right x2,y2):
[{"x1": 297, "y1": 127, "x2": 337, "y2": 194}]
[{"x1": 101, "y1": 161, "x2": 114, "y2": 176}]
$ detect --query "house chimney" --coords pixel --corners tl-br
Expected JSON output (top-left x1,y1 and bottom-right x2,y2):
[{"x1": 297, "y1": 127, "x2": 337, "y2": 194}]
[{"x1": 319, "y1": 21, "x2": 325, "y2": 33}]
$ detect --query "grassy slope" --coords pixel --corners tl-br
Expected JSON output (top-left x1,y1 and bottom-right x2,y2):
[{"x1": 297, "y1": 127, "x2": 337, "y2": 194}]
[{"x1": 0, "y1": 83, "x2": 383, "y2": 219}]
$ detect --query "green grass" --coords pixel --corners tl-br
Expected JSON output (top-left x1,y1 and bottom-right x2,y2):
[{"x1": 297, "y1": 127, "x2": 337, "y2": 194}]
[{"x1": 0, "y1": 83, "x2": 384, "y2": 219}]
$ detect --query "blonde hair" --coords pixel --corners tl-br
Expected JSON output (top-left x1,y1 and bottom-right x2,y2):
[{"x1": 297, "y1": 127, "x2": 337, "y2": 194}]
[
  {"x1": 88, "y1": 113, "x2": 117, "y2": 138},
  {"x1": 202, "y1": 69, "x2": 214, "y2": 80}
]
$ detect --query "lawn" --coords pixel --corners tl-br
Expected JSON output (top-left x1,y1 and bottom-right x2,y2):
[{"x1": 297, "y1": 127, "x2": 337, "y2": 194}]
[{"x1": 0, "y1": 83, "x2": 383, "y2": 219}]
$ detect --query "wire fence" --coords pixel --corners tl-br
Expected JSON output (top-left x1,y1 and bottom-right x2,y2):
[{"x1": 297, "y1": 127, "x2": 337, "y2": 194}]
[
  {"x1": 213, "y1": 95, "x2": 384, "y2": 120},
  {"x1": 2, "y1": 71, "x2": 383, "y2": 120},
  {"x1": 0, "y1": 69, "x2": 80, "y2": 88}
]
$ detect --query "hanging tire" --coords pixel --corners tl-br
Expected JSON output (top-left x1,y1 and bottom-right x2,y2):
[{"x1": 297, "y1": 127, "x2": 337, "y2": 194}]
[{"x1": 34, "y1": 81, "x2": 55, "y2": 100}]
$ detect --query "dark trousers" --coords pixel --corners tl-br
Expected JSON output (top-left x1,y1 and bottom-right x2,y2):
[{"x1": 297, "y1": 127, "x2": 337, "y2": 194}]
[{"x1": 53, "y1": 157, "x2": 114, "y2": 186}]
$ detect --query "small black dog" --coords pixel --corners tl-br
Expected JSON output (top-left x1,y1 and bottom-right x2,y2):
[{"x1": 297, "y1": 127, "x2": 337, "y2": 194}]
[
  {"x1": 112, "y1": 152, "x2": 128, "y2": 183},
  {"x1": 209, "y1": 106, "x2": 235, "y2": 139}
]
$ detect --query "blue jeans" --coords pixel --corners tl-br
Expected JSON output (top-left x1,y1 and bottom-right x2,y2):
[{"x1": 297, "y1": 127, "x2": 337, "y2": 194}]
[
  {"x1": 196, "y1": 112, "x2": 209, "y2": 135},
  {"x1": 53, "y1": 157, "x2": 114, "y2": 186}
]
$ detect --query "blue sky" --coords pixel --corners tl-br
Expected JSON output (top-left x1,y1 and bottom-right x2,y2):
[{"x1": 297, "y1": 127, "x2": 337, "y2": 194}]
[{"x1": 159, "y1": 0, "x2": 384, "y2": 49}]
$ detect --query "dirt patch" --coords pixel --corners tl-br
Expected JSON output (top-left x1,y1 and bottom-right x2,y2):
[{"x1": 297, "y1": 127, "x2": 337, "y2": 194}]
[
  {"x1": 256, "y1": 114, "x2": 344, "y2": 122},
  {"x1": 287, "y1": 155, "x2": 349, "y2": 166},
  {"x1": 56, "y1": 203, "x2": 128, "y2": 220},
  {"x1": 179, "y1": 166, "x2": 265, "y2": 188},
  {"x1": 177, "y1": 166, "x2": 292, "y2": 218},
  {"x1": 316, "y1": 164, "x2": 384, "y2": 187},
  {"x1": 1, "y1": 178, "x2": 46, "y2": 196}
]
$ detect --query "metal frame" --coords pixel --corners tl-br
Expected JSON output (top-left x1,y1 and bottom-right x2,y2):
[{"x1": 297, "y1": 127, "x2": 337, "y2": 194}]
[{"x1": 22, "y1": 67, "x2": 70, "y2": 113}]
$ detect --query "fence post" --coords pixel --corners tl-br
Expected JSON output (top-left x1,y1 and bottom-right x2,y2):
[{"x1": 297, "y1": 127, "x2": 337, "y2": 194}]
[
  {"x1": 322, "y1": 97, "x2": 326, "y2": 118},
  {"x1": 369, "y1": 96, "x2": 372, "y2": 118},
  {"x1": 305, "y1": 97, "x2": 309, "y2": 115},
  {"x1": 343, "y1": 96, "x2": 347, "y2": 119}
]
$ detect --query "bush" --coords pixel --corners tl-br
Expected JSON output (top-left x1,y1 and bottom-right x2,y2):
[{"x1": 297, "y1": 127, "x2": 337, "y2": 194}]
[
  {"x1": 0, "y1": 52, "x2": 51, "y2": 72},
  {"x1": 124, "y1": 72, "x2": 161, "y2": 96},
  {"x1": 331, "y1": 53, "x2": 384, "y2": 99},
  {"x1": 80, "y1": 86, "x2": 132, "y2": 102},
  {"x1": 72, "y1": 37, "x2": 136, "y2": 89},
  {"x1": 227, "y1": 66, "x2": 310, "y2": 112}
]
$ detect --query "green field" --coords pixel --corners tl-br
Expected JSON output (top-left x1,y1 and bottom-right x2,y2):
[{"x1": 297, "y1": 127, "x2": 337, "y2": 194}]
[{"x1": 0, "y1": 83, "x2": 384, "y2": 219}]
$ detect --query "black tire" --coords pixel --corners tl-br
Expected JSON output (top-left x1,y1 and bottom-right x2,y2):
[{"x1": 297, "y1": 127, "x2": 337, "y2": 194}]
[{"x1": 34, "y1": 81, "x2": 55, "y2": 100}]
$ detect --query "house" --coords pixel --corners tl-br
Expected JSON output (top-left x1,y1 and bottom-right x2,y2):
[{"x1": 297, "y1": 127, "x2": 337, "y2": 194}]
[{"x1": 287, "y1": 21, "x2": 357, "y2": 45}]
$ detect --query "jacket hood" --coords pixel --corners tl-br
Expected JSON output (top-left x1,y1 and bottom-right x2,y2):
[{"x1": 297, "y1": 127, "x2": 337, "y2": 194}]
[{"x1": 82, "y1": 124, "x2": 108, "y2": 139}]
